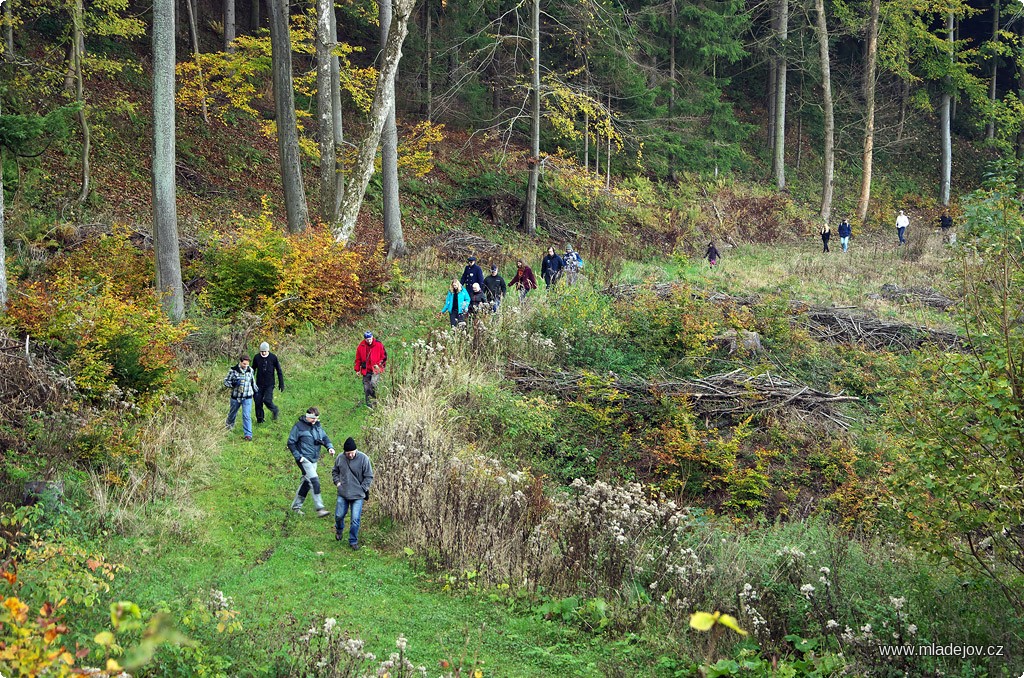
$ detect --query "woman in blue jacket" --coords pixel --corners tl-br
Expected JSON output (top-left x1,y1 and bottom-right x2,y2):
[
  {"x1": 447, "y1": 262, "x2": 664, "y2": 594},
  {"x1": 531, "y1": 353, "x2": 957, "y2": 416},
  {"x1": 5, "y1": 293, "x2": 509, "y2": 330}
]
[
  {"x1": 442, "y1": 280, "x2": 470, "y2": 327},
  {"x1": 837, "y1": 219, "x2": 852, "y2": 252}
]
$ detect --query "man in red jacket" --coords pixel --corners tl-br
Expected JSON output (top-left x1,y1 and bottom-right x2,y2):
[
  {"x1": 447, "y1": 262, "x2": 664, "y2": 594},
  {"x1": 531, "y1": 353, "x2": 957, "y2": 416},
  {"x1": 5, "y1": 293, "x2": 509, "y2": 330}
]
[{"x1": 354, "y1": 331, "x2": 387, "y2": 408}]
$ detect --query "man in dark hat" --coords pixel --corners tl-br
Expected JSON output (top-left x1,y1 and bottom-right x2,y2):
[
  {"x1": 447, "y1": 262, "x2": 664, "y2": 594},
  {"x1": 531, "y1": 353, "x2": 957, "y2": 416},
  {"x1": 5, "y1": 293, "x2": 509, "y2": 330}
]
[
  {"x1": 460, "y1": 256, "x2": 484, "y2": 292},
  {"x1": 354, "y1": 331, "x2": 387, "y2": 408},
  {"x1": 332, "y1": 437, "x2": 374, "y2": 549},
  {"x1": 483, "y1": 264, "x2": 507, "y2": 312}
]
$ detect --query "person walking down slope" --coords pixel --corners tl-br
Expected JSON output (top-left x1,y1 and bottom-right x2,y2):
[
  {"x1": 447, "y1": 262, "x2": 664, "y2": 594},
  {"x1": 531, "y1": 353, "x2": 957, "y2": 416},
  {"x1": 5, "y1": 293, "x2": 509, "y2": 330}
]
[
  {"x1": 354, "y1": 331, "x2": 387, "y2": 409},
  {"x1": 939, "y1": 212, "x2": 955, "y2": 245},
  {"x1": 442, "y1": 280, "x2": 470, "y2": 327},
  {"x1": 820, "y1": 222, "x2": 831, "y2": 253},
  {"x1": 541, "y1": 247, "x2": 564, "y2": 288},
  {"x1": 563, "y1": 245, "x2": 583, "y2": 286},
  {"x1": 838, "y1": 219, "x2": 852, "y2": 252},
  {"x1": 483, "y1": 265, "x2": 507, "y2": 312},
  {"x1": 468, "y1": 282, "x2": 489, "y2": 316},
  {"x1": 287, "y1": 406, "x2": 335, "y2": 517},
  {"x1": 332, "y1": 437, "x2": 374, "y2": 549},
  {"x1": 252, "y1": 341, "x2": 284, "y2": 424},
  {"x1": 896, "y1": 210, "x2": 910, "y2": 246},
  {"x1": 706, "y1": 241, "x2": 720, "y2": 267},
  {"x1": 460, "y1": 256, "x2": 485, "y2": 292},
  {"x1": 224, "y1": 354, "x2": 258, "y2": 441},
  {"x1": 509, "y1": 260, "x2": 537, "y2": 301}
]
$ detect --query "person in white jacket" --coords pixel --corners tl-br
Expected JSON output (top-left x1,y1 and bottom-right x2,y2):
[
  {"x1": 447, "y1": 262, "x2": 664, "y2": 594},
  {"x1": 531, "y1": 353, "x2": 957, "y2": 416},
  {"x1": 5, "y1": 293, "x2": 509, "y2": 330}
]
[{"x1": 896, "y1": 210, "x2": 910, "y2": 245}]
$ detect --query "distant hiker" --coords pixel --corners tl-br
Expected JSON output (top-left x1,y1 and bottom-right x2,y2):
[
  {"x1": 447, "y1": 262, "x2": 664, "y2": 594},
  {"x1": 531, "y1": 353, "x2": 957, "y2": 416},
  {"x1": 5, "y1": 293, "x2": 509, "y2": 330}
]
[
  {"x1": 541, "y1": 247, "x2": 564, "y2": 288},
  {"x1": 287, "y1": 406, "x2": 335, "y2": 517},
  {"x1": 706, "y1": 241, "x2": 720, "y2": 267},
  {"x1": 354, "y1": 331, "x2": 387, "y2": 409},
  {"x1": 896, "y1": 210, "x2": 910, "y2": 245},
  {"x1": 509, "y1": 260, "x2": 537, "y2": 301},
  {"x1": 468, "y1": 282, "x2": 489, "y2": 316},
  {"x1": 460, "y1": 256, "x2": 485, "y2": 292},
  {"x1": 939, "y1": 212, "x2": 955, "y2": 245},
  {"x1": 820, "y1": 222, "x2": 831, "y2": 253},
  {"x1": 252, "y1": 341, "x2": 284, "y2": 424},
  {"x1": 442, "y1": 280, "x2": 470, "y2": 327},
  {"x1": 332, "y1": 437, "x2": 374, "y2": 549},
  {"x1": 563, "y1": 245, "x2": 583, "y2": 286},
  {"x1": 223, "y1": 354, "x2": 258, "y2": 441},
  {"x1": 838, "y1": 219, "x2": 852, "y2": 252},
  {"x1": 483, "y1": 265, "x2": 507, "y2": 312}
]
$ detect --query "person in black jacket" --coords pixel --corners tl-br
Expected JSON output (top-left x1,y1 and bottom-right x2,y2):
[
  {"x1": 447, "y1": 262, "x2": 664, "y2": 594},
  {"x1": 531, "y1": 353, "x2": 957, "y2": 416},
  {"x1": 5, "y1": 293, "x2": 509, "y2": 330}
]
[
  {"x1": 483, "y1": 265, "x2": 507, "y2": 312},
  {"x1": 706, "y1": 241, "x2": 720, "y2": 267},
  {"x1": 460, "y1": 256, "x2": 485, "y2": 292},
  {"x1": 252, "y1": 342, "x2": 285, "y2": 423},
  {"x1": 541, "y1": 247, "x2": 564, "y2": 288},
  {"x1": 468, "y1": 283, "x2": 489, "y2": 316}
]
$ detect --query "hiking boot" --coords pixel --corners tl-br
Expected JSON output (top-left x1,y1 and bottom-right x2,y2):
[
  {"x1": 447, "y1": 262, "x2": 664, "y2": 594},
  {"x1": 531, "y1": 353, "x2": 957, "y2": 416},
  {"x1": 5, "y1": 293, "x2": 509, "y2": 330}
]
[
  {"x1": 244, "y1": 435, "x2": 252, "y2": 441},
  {"x1": 335, "y1": 530, "x2": 343, "y2": 541},
  {"x1": 272, "y1": 411, "x2": 278, "y2": 421},
  {"x1": 316, "y1": 508, "x2": 330, "y2": 518},
  {"x1": 291, "y1": 507, "x2": 305, "y2": 515},
  {"x1": 350, "y1": 543, "x2": 360, "y2": 551}
]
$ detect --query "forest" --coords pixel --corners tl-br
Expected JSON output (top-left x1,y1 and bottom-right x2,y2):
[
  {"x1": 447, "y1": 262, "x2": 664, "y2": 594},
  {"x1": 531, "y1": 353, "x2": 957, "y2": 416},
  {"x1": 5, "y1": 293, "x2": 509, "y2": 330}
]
[{"x1": 0, "y1": 0, "x2": 1023, "y2": 675}]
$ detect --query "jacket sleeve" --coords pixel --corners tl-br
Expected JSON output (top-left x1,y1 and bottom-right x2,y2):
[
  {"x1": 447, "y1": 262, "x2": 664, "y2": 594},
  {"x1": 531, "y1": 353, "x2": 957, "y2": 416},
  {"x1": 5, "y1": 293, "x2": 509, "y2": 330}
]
[
  {"x1": 459, "y1": 268, "x2": 470, "y2": 287},
  {"x1": 380, "y1": 343, "x2": 387, "y2": 369},
  {"x1": 223, "y1": 369, "x2": 236, "y2": 389},
  {"x1": 354, "y1": 343, "x2": 363, "y2": 372},
  {"x1": 458, "y1": 290, "x2": 470, "y2": 313},
  {"x1": 274, "y1": 355, "x2": 285, "y2": 389},
  {"x1": 331, "y1": 456, "x2": 342, "y2": 486},
  {"x1": 287, "y1": 425, "x2": 300, "y2": 459},
  {"x1": 320, "y1": 428, "x2": 334, "y2": 451},
  {"x1": 361, "y1": 456, "x2": 374, "y2": 493},
  {"x1": 527, "y1": 268, "x2": 537, "y2": 288},
  {"x1": 442, "y1": 291, "x2": 452, "y2": 313},
  {"x1": 499, "y1": 277, "x2": 507, "y2": 296}
]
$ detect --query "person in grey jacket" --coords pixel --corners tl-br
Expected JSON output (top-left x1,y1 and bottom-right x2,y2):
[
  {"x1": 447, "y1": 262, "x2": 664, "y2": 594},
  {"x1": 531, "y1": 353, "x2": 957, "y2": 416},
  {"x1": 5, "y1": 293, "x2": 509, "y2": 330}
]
[
  {"x1": 287, "y1": 407, "x2": 335, "y2": 517},
  {"x1": 331, "y1": 437, "x2": 374, "y2": 549}
]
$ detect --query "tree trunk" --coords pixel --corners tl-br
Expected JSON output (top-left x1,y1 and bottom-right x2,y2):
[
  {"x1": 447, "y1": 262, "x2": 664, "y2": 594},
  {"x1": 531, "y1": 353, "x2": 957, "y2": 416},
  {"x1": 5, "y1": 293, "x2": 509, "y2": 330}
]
[
  {"x1": 898, "y1": 78, "x2": 909, "y2": 141},
  {"x1": 185, "y1": 0, "x2": 210, "y2": 125},
  {"x1": 773, "y1": 0, "x2": 787, "y2": 190},
  {"x1": 767, "y1": 0, "x2": 777, "y2": 151},
  {"x1": 814, "y1": 0, "x2": 833, "y2": 223},
  {"x1": 856, "y1": 0, "x2": 880, "y2": 224},
  {"x1": 940, "y1": 12, "x2": 952, "y2": 206},
  {"x1": 380, "y1": 0, "x2": 405, "y2": 258},
  {"x1": 316, "y1": 0, "x2": 336, "y2": 223},
  {"x1": 3, "y1": 0, "x2": 13, "y2": 60},
  {"x1": 0, "y1": 119, "x2": 6, "y2": 311},
  {"x1": 269, "y1": 0, "x2": 310, "y2": 232},
  {"x1": 425, "y1": 0, "x2": 432, "y2": 121},
  {"x1": 987, "y1": 0, "x2": 999, "y2": 141},
  {"x1": 334, "y1": 0, "x2": 416, "y2": 244},
  {"x1": 605, "y1": 97, "x2": 611, "y2": 189},
  {"x1": 153, "y1": 0, "x2": 185, "y2": 322},
  {"x1": 668, "y1": 0, "x2": 676, "y2": 181},
  {"x1": 583, "y1": 67, "x2": 589, "y2": 170},
  {"x1": 250, "y1": 0, "x2": 260, "y2": 31},
  {"x1": 72, "y1": 0, "x2": 90, "y2": 207},
  {"x1": 519, "y1": 0, "x2": 540, "y2": 236},
  {"x1": 328, "y1": 0, "x2": 344, "y2": 216},
  {"x1": 224, "y1": 0, "x2": 236, "y2": 51}
]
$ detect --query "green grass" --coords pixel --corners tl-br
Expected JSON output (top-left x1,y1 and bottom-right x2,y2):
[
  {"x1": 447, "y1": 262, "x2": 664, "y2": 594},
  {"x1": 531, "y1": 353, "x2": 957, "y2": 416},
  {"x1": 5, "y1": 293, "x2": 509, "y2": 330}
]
[{"x1": 102, "y1": 309, "x2": 646, "y2": 676}]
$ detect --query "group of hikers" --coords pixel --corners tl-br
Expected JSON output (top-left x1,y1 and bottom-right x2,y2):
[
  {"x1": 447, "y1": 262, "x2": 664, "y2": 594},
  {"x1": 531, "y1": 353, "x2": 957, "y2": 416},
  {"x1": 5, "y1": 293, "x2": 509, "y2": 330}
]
[
  {"x1": 817, "y1": 210, "x2": 956, "y2": 253},
  {"x1": 222, "y1": 334, "x2": 384, "y2": 548},
  {"x1": 441, "y1": 245, "x2": 584, "y2": 327}
]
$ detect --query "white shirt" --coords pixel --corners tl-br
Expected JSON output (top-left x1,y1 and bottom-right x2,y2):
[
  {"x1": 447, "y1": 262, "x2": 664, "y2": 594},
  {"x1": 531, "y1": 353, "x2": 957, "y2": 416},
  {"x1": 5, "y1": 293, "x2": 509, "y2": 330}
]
[{"x1": 896, "y1": 214, "x2": 910, "y2": 229}]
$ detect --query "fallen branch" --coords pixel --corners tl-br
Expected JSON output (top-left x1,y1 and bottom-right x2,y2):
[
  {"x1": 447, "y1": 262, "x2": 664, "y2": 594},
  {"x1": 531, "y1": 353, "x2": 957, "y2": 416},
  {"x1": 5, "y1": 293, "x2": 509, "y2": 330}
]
[{"x1": 432, "y1": 229, "x2": 502, "y2": 261}]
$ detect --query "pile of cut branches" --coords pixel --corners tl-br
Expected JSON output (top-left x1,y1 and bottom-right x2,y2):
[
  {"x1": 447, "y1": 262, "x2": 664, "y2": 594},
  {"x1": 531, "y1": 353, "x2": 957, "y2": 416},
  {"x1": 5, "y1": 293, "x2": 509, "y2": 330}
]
[
  {"x1": 799, "y1": 310, "x2": 964, "y2": 351},
  {"x1": 0, "y1": 334, "x2": 77, "y2": 428},
  {"x1": 507, "y1": 362, "x2": 858, "y2": 428},
  {"x1": 432, "y1": 229, "x2": 502, "y2": 261},
  {"x1": 878, "y1": 283, "x2": 957, "y2": 310}
]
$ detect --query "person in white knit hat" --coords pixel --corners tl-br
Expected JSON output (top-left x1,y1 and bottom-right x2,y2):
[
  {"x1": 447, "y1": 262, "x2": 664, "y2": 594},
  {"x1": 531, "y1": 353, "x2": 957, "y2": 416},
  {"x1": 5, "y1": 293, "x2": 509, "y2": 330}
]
[{"x1": 252, "y1": 341, "x2": 284, "y2": 423}]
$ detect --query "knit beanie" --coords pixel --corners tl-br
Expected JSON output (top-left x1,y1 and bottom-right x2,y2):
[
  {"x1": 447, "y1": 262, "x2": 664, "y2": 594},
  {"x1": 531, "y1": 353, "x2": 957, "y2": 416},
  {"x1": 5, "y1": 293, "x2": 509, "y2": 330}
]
[
  {"x1": 259, "y1": 342, "x2": 270, "y2": 352},
  {"x1": 343, "y1": 437, "x2": 357, "y2": 452}
]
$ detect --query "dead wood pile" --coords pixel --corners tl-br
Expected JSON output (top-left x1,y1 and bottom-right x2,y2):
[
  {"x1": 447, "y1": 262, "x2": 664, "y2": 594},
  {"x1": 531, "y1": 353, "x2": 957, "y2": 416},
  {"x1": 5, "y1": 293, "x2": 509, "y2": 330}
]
[
  {"x1": 507, "y1": 361, "x2": 858, "y2": 428},
  {"x1": 878, "y1": 283, "x2": 957, "y2": 310},
  {"x1": 432, "y1": 229, "x2": 503, "y2": 260},
  {"x1": 0, "y1": 335, "x2": 77, "y2": 427}
]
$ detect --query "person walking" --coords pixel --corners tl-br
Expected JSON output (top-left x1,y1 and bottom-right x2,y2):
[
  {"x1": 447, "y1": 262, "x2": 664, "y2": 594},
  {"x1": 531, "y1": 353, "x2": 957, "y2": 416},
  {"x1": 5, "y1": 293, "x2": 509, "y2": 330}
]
[
  {"x1": 223, "y1": 354, "x2": 257, "y2": 441},
  {"x1": 442, "y1": 280, "x2": 470, "y2": 327},
  {"x1": 354, "y1": 331, "x2": 387, "y2": 408},
  {"x1": 563, "y1": 245, "x2": 583, "y2": 286},
  {"x1": 820, "y1": 222, "x2": 831, "y2": 253},
  {"x1": 332, "y1": 437, "x2": 374, "y2": 549},
  {"x1": 939, "y1": 212, "x2": 955, "y2": 245},
  {"x1": 896, "y1": 210, "x2": 910, "y2": 245},
  {"x1": 838, "y1": 218, "x2": 852, "y2": 252},
  {"x1": 541, "y1": 247, "x2": 564, "y2": 288},
  {"x1": 252, "y1": 341, "x2": 284, "y2": 424},
  {"x1": 483, "y1": 264, "x2": 507, "y2": 312},
  {"x1": 706, "y1": 241, "x2": 720, "y2": 267},
  {"x1": 459, "y1": 256, "x2": 485, "y2": 292},
  {"x1": 468, "y1": 282, "x2": 489, "y2": 316},
  {"x1": 509, "y1": 260, "x2": 537, "y2": 301},
  {"x1": 287, "y1": 406, "x2": 335, "y2": 517}
]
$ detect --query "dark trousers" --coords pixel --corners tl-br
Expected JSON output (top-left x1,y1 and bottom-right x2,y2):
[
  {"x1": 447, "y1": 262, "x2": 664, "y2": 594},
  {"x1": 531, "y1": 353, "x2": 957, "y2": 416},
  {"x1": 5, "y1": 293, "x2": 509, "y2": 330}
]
[
  {"x1": 822, "y1": 233, "x2": 830, "y2": 252},
  {"x1": 255, "y1": 386, "x2": 279, "y2": 422},
  {"x1": 449, "y1": 310, "x2": 465, "y2": 326}
]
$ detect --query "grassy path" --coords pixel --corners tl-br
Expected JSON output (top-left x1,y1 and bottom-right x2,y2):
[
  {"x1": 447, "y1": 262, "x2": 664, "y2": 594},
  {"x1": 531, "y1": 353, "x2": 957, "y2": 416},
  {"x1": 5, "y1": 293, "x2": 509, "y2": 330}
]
[{"x1": 105, "y1": 311, "x2": 633, "y2": 676}]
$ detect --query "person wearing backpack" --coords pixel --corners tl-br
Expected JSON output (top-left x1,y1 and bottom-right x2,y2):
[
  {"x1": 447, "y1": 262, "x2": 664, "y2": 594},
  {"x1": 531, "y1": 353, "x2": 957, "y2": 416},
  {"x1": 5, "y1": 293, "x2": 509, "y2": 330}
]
[
  {"x1": 332, "y1": 437, "x2": 374, "y2": 549},
  {"x1": 563, "y1": 245, "x2": 583, "y2": 286},
  {"x1": 223, "y1": 354, "x2": 258, "y2": 441}
]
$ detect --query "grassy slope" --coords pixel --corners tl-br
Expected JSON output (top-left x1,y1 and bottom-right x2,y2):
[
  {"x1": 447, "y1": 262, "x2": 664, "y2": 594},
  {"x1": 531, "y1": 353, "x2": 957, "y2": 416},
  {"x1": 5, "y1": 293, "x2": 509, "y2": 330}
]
[{"x1": 106, "y1": 301, "x2": 638, "y2": 675}]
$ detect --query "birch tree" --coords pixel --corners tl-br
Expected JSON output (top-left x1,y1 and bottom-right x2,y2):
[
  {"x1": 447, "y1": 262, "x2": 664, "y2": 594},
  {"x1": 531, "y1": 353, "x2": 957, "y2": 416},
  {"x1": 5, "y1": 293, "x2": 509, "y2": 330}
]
[
  {"x1": 856, "y1": 0, "x2": 880, "y2": 223},
  {"x1": 269, "y1": 0, "x2": 310, "y2": 233},
  {"x1": 334, "y1": 0, "x2": 415, "y2": 244},
  {"x1": 813, "y1": 0, "x2": 833, "y2": 223},
  {"x1": 772, "y1": 0, "x2": 787, "y2": 190},
  {"x1": 380, "y1": 0, "x2": 406, "y2": 258},
  {"x1": 940, "y1": 11, "x2": 952, "y2": 206},
  {"x1": 519, "y1": 0, "x2": 540, "y2": 235},
  {"x1": 316, "y1": 0, "x2": 337, "y2": 223},
  {"x1": 224, "y1": 0, "x2": 236, "y2": 51},
  {"x1": 153, "y1": 0, "x2": 185, "y2": 321}
]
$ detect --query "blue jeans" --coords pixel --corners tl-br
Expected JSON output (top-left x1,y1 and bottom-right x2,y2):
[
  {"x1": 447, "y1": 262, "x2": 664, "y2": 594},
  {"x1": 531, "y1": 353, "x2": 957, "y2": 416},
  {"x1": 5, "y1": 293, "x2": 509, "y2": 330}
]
[
  {"x1": 226, "y1": 397, "x2": 253, "y2": 437},
  {"x1": 335, "y1": 497, "x2": 364, "y2": 545},
  {"x1": 840, "y1": 236, "x2": 849, "y2": 252},
  {"x1": 897, "y1": 226, "x2": 906, "y2": 244}
]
